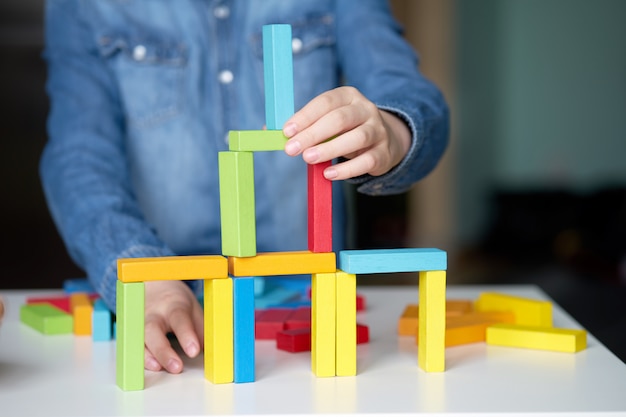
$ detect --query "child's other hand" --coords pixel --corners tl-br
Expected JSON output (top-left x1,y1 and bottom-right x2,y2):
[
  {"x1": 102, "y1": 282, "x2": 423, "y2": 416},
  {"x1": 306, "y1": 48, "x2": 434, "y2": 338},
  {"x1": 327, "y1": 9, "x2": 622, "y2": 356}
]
[
  {"x1": 143, "y1": 281, "x2": 203, "y2": 373},
  {"x1": 283, "y1": 86, "x2": 411, "y2": 181}
]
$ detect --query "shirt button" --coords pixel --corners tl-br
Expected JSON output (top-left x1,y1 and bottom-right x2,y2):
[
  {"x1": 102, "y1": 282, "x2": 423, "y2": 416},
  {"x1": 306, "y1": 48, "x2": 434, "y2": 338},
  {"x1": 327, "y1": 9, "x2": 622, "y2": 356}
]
[
  {"x1": 218, "y1": 70, "x2": 234, "y2": 84},
  {"x1": 214, "y1": 5, "x2": 230, "y2": 19},
  {"x1": 133, "y1": 45, "x2": 147, "y2": 61},
  {"x1": 292, "y1": 38, "x2": 303, "y2": 54}
]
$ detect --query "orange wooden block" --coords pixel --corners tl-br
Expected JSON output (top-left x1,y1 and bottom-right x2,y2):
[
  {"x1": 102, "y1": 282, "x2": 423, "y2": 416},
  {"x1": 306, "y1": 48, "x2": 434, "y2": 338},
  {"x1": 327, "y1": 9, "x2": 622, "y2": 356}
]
[
  {"x1": 70, "y1": 293, "x2": 93, "y2": 335},
  {"x1": 415, "y1": 311, "x2": 515, "y2": 347},
  {"x1": 118, "y1": 255, "x2": 228, "y2": 283},
  {"x1": 228, "y1": 251, "x2": 336, "y2": 277},
  {"x1": 445, "y1": 299, "x2": 474, "y2": 316},
  {"x1": 398, "y1": 300, "x2": 475, "y2": 336}
]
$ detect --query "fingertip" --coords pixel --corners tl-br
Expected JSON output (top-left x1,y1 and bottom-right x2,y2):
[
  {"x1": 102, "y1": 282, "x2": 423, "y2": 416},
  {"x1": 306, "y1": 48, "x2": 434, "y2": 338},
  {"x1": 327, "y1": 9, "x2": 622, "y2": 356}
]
[
  {"x1": 323, "y1": 167, "x2": 338, "y2": 180},
  {"x1": 166, "y1": 358, "x2": 183, "y2": 374},
  {"x1": 283, "y1": 122, "x2": 297, "y2": 138},
  {"x1": 145, "y1": 355, "x2": 162, "y2": 372},
  {"x1": 185, "y1": 340, "x2": 200, "y2": 358}
]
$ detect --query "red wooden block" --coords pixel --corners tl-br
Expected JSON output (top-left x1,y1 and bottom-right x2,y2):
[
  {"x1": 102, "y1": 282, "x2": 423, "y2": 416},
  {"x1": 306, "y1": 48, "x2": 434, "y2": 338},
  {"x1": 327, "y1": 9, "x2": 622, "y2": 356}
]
[
  {"x1": 27, "y1": 296, "x2": 72, "y2": 313},
  {"x1": 255, "y1": 308, "x2": 294, "y2": 340},
  {"x1": 285, "y1": 306, "x2": 311, "y2": 330},
  {"x1": 357, "y1": 323, "x2": 369, "y2": 344},
  {"x1": 307, "y1": 161, "x2": 333, "y2": 253},
  {"x1": 356, "y1": 294, "x2": 366, "y2": 311},
  {"x1": 276, "y1": 328, "x2": 311, "y2": 353}
]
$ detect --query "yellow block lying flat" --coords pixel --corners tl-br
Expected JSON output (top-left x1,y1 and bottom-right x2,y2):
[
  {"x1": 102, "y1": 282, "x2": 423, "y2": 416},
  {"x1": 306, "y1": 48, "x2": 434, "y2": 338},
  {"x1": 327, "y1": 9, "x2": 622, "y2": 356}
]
[
  {"x1": 475, "y1": 292, "x2": 552, "y2": 327},
  {"x1": 229, "y1": 251, "x2": 336, "y2": 277},
  {"x1": 118, "y1": 255, "x2": 228, "y2": 282},
  {"x1": 486, "y1": 323, "x2": 587, "y2": 353}
]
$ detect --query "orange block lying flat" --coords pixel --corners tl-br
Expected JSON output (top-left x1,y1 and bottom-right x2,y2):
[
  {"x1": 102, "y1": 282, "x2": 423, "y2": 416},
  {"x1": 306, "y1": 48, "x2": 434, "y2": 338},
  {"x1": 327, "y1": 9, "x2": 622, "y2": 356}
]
[
  {"x1": 229, "y1": 251, "x2": 336, "y2": 277},
  {"x1": 397, "y1": 300, "x2": 475, "y2": 336},
  {"x1": 118, "y1": 255, "x2": 228, "y2": 282},
  {"x1": 446, "y1": 300, "x2": 474, "y2": 316}
]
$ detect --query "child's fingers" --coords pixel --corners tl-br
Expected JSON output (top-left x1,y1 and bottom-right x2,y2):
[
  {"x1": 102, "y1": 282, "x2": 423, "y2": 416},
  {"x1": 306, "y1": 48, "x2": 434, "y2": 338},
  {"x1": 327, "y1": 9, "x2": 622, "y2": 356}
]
[
  {"x1": 284, "y1": 87, "x2": 356, "y2": 135},
  {"x1": 302, "y1": 123, "x2": 380, "y2": 165},
  {"x1": 168, "y1": 307, "x2": 201, "y2": 359},
  {"x1": 144, "y1": 318, "x2": 183, "y2": 374}
]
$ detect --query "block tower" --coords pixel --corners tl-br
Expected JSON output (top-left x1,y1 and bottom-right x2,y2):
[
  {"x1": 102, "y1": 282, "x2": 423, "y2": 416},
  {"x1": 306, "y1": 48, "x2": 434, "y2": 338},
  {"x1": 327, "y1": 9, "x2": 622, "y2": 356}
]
[{"x1": 115, "y1": 24, "x2": 447, "y2": 391}]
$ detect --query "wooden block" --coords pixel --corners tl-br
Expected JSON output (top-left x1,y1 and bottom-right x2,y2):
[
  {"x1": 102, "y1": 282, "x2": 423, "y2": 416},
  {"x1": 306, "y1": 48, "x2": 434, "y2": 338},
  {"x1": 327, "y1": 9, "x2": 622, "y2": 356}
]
[
  {"x1": 486, "y1": 323, "x2": 587, "y2": 353},
  {"x1": 219, "y1": 151, "x2": 256, "y2": 257},
  {"x1": 307, "y1": 161, "x2": 333, "y2": 253},
  {"x1": 311, "y1": 272, "x2": 336, "y2": 377},
  {"x1": 285, "y1": 306, "x2": 311, "y2": 330},
  {"x1": 357, "y1": 323, "x2": 369, "y2": 344},
  {"x1": 398, "y1": 304, "x2": 419, "y2": 336},
  {"x1": 254, "y1": 286, "x2": 301, "y2": 309},
  {"x1": 118, "y1": 255, "x2": 228, "y2": 283},
  {"x1": 204, "y1": 278, "x2": 234, "y2": 383},
  {"x1": 229, "y1": 251, "x2": 336, "y2": 277},
  {"x1": 475, "y1": 292, "x2": 553, "y2": 327},
  {"x1": 263, "y1": 24, "x2": 294, "y2": 129},
  {"x1": 20, "y1": 304, "x2": 73, "y2": 335},
  {"x1": 276, "y1": 328, "x2": 311, "y2": 353},
  {"x1": 229, "y1": 130, "x2": 288, "y2": 151},
  {"x1": 233, "y1": 277, "x2": 255, "y2": 383},
  {"x1": 356, "y1": 294, "x2": 366, "y2": 311},
  {"x1": 446, "y1": 299, "x2": 474, "y2": 316},
  {"x1": 415, "y1": 311, "x2": 515, "y2": 347},
  {"x1": 418, "y1": 270, "x2": 446, "y2": 372},
  {"x1": 336, "y1": 271, "x2": 356, "y2": 376},
  {"x1": 339, "y1": 248, "x2": 447, "y2": 274},
  {"x1": 27, "y1": 296, "x2": 71, "y2": 313},
  {"x1": 116, "y1": 280, "x2": 144, "y2": 391},
  {"x1": 70, "y1": 293, "x2": 93, "y2": 335},
  {"x1": 63, "y1": 278, "x2": 94, "y2": 294},
  {"x1": 255, "y1": 308, "x2": 293, "y2": 340},
  {"x1": 92, "y1": 298, "x2": 113, "y2": 341}
]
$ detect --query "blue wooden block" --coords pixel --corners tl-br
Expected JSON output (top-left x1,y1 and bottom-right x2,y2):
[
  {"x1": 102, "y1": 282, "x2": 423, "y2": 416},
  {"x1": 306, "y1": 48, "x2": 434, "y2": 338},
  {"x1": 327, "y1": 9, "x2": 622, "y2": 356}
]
[
  {"x1": 254, "y1": 286, "x2": 300, "y2": 309},
  {"x1": 233, "y1": 277, "x2": 255, "y2": 383},
  {"x1": 63, "y1": 278, "x2": 94, "y2": 294},
  {"x1": 263, "y1": 24, "x2": 294, "y2": 129},
  {"x1": 267, "y1": 300, "x2": 311, "y2": 309},
  {"x1": 338, "y1": 248, "x2": 447, "y2": 274},
  {"x1": 92, "y1": 298, "x2": 113, "y2": 341}
]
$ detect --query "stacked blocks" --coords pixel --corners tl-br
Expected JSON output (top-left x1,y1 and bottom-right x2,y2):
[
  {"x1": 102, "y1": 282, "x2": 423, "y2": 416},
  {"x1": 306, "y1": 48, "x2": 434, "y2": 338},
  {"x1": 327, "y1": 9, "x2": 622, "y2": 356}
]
[{"x1": 114, "y1": 23, "x2": 448, "y2": 390}]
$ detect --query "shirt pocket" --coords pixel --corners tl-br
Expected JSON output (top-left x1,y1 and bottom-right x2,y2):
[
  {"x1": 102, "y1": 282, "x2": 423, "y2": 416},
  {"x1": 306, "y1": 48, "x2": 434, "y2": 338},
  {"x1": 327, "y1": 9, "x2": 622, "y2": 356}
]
[{"x1": 98, "y1": 35, "x2": 187, "y2": 129}]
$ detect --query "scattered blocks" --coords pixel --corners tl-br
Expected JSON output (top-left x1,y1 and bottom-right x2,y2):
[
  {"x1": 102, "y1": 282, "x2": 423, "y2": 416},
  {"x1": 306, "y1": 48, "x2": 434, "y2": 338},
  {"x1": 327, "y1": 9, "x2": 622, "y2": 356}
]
[
  {"x1": 27, "y1": 295, "x2": 71, "y2": 313},
  {"x1": 63, "y1": 278, "x2": 94, "y2": 294},
  {"x1": 70, "y1": 293, "x2": 93, "y2": 336},
  {"x1": 20, "y1": 303, "x2": 73, "y2": 335},
  {"x1": 486, "y1": 323, "x2": 587, "y2": 353},
  {"x1": 357, "y1": 323, "x2": 369, "y2": 344},
  {"x1": 229, "y1": 251, "x2": 336, "y2": 277},
  {"x1": 92, "y1": 298, "x2": 113, "y2": 341},
  {"x1": 339, "y1": 248, "x2": 447, "y2": 274},
  {"x1": 255, "y1": 308, "x2": 293, "y2": 340},
  {"x1": 285, "y1": 306, "x2": 311, "y2": 330},
  {"x1": 475, "y1": 292, "x2": 552, "y2": 327},
  {"x1": 398, "y1": 304, "x2": 419, "y2": 336},
  {"x1": 277, "y1": 328, "x2": 311, "y2": 353}
]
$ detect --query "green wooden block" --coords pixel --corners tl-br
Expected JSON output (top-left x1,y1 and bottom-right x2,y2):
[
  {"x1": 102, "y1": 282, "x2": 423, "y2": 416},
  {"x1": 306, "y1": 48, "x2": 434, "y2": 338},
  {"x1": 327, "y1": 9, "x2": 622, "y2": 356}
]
[
  {"x1": 229, "y1": 130, "x2": 288, "y2": 152},
  {"x1": 218, "y1": 151, "x2": 256, "y2": 257},
  {"x1": 116, "y1": 280, "x2": 145, "y2": 391},
  {"x1": 20, "y1": 304, "x2": 73, "y2": 335}
]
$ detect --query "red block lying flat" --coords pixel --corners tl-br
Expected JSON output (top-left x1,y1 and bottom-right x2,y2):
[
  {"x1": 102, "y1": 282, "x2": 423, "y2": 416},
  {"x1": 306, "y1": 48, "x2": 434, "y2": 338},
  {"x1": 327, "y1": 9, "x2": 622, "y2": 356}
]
[
  {"x1": 357, "y1": 323, "x2": 369, "y2": 344},
  {"x1": 276, "y1": 328, "x2": 311, "y2": 353},
  {"x1": 285, "y1": 306, "x2": 311, "y2": 330},
  {"x1": 255, "y1": 308, "x2": 294, "y2": 340}
]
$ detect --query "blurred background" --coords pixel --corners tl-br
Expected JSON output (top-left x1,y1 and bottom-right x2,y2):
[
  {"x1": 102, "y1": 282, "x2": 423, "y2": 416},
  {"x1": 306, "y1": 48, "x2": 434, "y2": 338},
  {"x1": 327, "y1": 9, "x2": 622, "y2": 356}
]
[{"x1": 1, "y1": 1, "x2": 625, "y2": 359}]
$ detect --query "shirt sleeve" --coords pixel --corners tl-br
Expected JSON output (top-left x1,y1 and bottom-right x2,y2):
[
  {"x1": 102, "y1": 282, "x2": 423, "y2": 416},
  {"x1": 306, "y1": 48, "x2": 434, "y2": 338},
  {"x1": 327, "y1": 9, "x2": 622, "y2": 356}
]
[
  {"x1": 335, "y1": 0, "x2": 450, "y2": 196},
  {"x1": 41, "y1": 0, "x2": 199, "y2": 311}
]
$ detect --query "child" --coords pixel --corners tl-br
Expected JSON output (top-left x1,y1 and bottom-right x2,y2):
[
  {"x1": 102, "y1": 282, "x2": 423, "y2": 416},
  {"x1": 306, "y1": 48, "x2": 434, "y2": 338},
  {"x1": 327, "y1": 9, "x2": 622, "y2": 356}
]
[{"x1": 41, "y1": 0, "x2": 449, "y2": 373}]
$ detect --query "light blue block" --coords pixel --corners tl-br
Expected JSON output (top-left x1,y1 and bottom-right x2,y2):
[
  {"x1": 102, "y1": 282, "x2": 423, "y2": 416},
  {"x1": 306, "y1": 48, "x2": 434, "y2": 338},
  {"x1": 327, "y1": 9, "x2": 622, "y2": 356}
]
[
  {"x1": 63, "y1": 278, "x2": 94, "y2": 294},
  {"x1": 254, "y1": 286, "x2": 300, "y2": 309},
  {"x1": 233, "y1": 277, "x2": 255, "y2": 383},
  {"x1": 263, "y1": 24, "x2": 294, "y2": 129},
  {"x1": 339, "y1": 248, "x2": 447, "y2": 274},
  {"x1": 92, "y1": 298, "x2": 113, "y2": 341}
]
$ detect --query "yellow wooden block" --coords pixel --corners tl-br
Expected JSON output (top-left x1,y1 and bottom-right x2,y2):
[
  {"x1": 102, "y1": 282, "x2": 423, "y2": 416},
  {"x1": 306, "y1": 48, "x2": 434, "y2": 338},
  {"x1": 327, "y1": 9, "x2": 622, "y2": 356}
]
[
  {"x1": 312, "y1": 272, "x2": 336, "y2": 377},
  {"x1": 204, "y1": 278, "x2": 234, "y2": 383},
  {"x1": 475, "y1": 292, "x2": 552, "y2": 327},
  {"x1": 335, "y1": 270, "x2": 356, "y2": 376},
  {"x1": 70, "y1": 293, "x2": 92, "y2": 335},
  {"x1": 117, "y1": 255, "x2": 228, "y2": 283},
  {"x1": 486, "y1": 323, "x2": 587, "y2": 353},
  {"x1": 229, "y1": 251, "x2": 336, "y2": 277},
  {"x1": 418, "y1": 270, "x2": 446, "y2": 372}
]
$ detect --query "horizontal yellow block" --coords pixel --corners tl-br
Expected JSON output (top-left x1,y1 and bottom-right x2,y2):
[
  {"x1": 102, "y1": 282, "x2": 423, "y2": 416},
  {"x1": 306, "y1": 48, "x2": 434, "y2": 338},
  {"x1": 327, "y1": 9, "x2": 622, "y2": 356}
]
[
  {"x1": 486, "y1": 323, "x2": 587, "y2": 353},
  {"x1": 118, "y1": 255, "x2": 228, "y2": 282},
  {"x1": 229, "y1": 251, "x2": 336, "y2": 277},
  {"x1": 475, "y1": 292, "x2": 552, "y2": 327}
]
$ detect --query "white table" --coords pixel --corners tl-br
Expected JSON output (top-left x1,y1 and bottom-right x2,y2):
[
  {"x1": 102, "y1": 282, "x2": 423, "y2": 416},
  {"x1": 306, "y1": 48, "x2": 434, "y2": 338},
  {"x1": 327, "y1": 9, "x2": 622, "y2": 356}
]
[{"x1": 1, "y1": 285, "x2": 625, "y2": 416}]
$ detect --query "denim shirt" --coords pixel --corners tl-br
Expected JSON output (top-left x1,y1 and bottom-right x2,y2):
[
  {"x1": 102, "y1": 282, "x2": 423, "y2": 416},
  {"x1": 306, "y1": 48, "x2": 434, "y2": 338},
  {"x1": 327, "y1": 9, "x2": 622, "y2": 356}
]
[{"x1": 41, "y1": 0, "x2": 449, "y2": 311}]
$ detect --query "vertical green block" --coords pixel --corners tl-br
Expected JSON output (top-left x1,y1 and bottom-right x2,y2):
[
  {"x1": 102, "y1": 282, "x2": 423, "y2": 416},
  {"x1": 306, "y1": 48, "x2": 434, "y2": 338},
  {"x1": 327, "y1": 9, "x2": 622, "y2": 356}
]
[
  {"x1": 20, "y1": 304, "x2": 73, "y2": 335},
  {"x1": 116, "y1": 280, "x2": 145, "y2": 391},
  {"x1": 218, "y1": 151, "x2": 256, "y2": 257}
]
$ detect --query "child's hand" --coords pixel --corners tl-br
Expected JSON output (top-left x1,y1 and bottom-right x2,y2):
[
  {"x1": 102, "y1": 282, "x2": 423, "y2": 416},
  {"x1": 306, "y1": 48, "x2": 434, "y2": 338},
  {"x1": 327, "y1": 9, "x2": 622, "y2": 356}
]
[
  {"x1": 143, "y1": 281, "x2": 203, "y2": 373},
  {"x1": 283, "y1": 86, "x2": 411, "y2": 180}
]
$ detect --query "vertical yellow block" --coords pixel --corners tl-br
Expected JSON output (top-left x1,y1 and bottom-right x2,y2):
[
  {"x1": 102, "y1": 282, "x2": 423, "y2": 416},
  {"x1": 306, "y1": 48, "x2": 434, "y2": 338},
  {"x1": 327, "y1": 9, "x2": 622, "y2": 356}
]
[
  {"x1": 336, "y1": 270, "x2": 356, "y2": 376},
  {"x1": 312, "y1": 272, "x2": 336, "y2": 377},
  {"x1": 475, "y1": 292, "x2": 552, "y2": 327},
  {"x1": 418, "y1": 270, "x2": 446, "y2": 372},
  {"x1": 70, "y1": 293, "x2": 93, "y2": 335},
  {"x1": 204, "y1": 278, "x2": 233, "y2": 384}
]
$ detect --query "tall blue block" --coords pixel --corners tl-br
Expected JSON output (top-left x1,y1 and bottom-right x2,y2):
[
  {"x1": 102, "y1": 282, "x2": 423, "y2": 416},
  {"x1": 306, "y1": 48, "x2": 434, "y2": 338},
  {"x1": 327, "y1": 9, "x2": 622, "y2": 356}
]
[
  {"x1": 339, "y1": 248, "x2": 447, "y2": 274},
  {"x1": 233, "y1": 277, "x2": 255, "y2": 383},
  {"x1": 263, "y1": 24, "x2": 294, "y2": 129}
]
